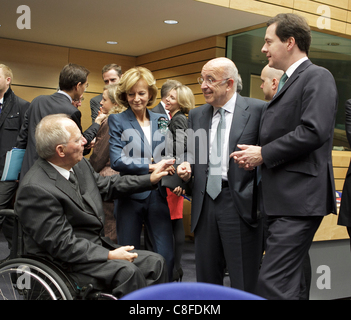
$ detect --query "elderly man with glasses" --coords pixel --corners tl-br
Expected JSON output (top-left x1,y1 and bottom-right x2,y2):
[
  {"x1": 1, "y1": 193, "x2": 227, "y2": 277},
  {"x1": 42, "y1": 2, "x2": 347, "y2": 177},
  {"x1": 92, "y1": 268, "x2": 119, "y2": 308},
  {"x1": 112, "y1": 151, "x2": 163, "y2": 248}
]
[{"x1": 178, "y1": 57, "x2": 265, "y2": 293}]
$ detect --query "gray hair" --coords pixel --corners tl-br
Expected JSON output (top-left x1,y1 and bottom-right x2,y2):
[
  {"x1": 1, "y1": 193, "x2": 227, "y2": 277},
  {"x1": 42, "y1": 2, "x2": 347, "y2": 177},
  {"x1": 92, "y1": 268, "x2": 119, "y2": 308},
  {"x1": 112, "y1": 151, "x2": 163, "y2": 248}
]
[{"x1": 35, "y1": 114, "x2": 72, "y2": 160}]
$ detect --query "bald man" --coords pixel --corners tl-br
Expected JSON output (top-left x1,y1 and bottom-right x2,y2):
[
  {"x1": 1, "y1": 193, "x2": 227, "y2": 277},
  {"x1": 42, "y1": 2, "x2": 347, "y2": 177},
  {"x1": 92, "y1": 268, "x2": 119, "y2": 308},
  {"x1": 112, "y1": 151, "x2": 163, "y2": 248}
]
[
  {"x1": 178, "y1": 57, "x2": 265, "y2": 292},
  {"x1": 260, "y1": 64, "x2": 284, "y2": 101}
]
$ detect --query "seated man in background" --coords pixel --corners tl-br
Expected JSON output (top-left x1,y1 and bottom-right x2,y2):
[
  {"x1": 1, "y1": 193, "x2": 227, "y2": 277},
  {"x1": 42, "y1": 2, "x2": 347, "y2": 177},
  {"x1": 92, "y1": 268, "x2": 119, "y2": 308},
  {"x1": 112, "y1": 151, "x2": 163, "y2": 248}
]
[{"x1": 15, "y1": 114, "x2": 172, "y2": 298}]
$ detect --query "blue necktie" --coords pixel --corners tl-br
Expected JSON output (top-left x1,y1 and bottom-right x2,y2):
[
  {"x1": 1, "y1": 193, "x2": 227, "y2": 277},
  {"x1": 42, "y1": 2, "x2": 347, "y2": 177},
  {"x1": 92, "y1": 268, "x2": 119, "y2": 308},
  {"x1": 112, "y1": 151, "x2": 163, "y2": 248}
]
[
  {"x1": 206, "y1": 108, "x2": 226, "y2": 200},
  {"x1": 0, "y1": 103, "x2": 2, "y2": 115}
]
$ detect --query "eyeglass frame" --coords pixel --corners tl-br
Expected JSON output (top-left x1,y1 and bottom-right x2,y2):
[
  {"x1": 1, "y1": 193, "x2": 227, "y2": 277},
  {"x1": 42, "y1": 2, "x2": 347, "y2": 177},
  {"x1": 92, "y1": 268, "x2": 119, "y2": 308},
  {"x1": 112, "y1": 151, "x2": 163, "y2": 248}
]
[{"x1": 197, "y1": 77, "x2": 230, "y2": 86}]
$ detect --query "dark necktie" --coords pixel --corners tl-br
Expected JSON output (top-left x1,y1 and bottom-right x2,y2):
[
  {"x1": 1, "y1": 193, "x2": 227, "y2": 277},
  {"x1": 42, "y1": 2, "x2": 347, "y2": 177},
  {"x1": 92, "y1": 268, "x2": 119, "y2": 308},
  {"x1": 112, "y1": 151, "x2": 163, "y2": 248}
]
[
  {"x1": 0, "y1": 103, "x2": 2, "y2": 115},
  {"x1": 206, "y1": 108, "x2": 226, "y2": 200},
  {"x1": 69, "y1": 171, "x2": 79, "y2": 190}
]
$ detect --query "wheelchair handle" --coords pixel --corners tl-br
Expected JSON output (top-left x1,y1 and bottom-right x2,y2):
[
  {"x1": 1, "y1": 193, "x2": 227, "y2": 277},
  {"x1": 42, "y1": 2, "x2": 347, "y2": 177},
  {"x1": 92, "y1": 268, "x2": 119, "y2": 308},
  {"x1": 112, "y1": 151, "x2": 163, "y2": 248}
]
[{"x1": 0, "y1": 209, "x2": 17, "y2": 218}]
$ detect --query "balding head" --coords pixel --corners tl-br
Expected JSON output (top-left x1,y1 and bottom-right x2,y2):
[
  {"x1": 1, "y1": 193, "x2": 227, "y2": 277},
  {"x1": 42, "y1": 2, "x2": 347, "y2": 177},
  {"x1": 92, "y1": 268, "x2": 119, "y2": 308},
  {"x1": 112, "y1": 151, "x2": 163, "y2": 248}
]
[{"x1": 260, "y1": 64, "x2": 284, "y2": 101}]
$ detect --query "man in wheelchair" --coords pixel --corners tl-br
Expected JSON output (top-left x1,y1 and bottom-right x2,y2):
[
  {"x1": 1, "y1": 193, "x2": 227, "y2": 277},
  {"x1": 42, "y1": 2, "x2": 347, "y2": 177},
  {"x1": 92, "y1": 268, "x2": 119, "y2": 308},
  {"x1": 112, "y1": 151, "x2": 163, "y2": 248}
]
[{"x1": 14, "y1": 114, "x2": 173, "y2": 298}]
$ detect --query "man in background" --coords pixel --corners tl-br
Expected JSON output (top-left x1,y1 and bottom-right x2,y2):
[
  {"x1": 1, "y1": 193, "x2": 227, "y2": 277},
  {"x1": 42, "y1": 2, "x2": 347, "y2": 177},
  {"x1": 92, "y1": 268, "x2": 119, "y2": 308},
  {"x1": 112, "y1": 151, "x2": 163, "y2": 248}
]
[
  {"x1": 90, "y1": 64, "x2": 122, "y2": 122},
  {"x1": 17, "y1": 63, "x2": 102, "y2": 179},
  {"x1": 260, "y1": 64, "x2": 284, "y2": 101},
  {"x1": 0, "y1": 64, "x2": 30, "y2": 258}
]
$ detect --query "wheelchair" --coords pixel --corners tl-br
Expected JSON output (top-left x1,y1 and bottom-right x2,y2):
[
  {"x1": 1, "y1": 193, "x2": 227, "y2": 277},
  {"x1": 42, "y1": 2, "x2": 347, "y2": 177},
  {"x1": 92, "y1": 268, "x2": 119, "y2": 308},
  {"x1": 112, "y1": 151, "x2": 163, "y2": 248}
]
[{"x1": 0, "y1": 209, "x2": 117, "y2": 300}]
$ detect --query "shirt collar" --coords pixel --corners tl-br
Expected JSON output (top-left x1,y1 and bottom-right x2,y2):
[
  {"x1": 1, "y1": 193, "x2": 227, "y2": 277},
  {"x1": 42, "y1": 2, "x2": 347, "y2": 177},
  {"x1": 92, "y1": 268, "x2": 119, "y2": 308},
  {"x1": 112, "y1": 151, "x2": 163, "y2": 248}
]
[
  {"x1": 213, "y1": 92, "x2": 237, "y2": 116},
  {"x1": 48, "y1": 161, "x2": 72, "y2": 180},
  {"x1": 57, "y1": 90, "x2": 73, "y2": 103},
  {"x1": 285, "y1": 57, "x2": 309, "y2": 78}
]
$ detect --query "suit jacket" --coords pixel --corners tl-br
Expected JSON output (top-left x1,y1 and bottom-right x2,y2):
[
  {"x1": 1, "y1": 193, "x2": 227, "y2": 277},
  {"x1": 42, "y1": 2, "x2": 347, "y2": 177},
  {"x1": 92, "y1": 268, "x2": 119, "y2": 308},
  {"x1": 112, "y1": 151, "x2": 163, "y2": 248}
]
[
  {"x1": 338, "y1": 99, "x2": 351, "y2": 226},
  {"x1": 260, "y1": 59, "x2": 338, "y2": 217},
  {"x1": 15, "y1": 157, "x2": 155, "y2": 269},
  {"x1": 16, "y1": 92, "x2": 99, "y2": 179},
  {"x1": 108, "y1": 107, "x2": 166, "y2": 200},
  {"x1": 90, "y1": 93, "x2": 103, "y2": 123},
  {"x1": 186, "y1": 94, "x2": 265, "y2": 231},
  {"x1": 151, "y1": 102, "x2": 167, "y2": 116},
  {"x1": 0, "y1": 87, "x2": 30, "y2": 176}
]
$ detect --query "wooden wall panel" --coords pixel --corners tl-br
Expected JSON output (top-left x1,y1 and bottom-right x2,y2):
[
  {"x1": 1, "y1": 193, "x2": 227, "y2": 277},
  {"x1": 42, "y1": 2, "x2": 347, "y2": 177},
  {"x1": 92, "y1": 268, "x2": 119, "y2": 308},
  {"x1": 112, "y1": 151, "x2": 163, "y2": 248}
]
[
  {"x1": 0, "y1": 38, "x2": 69, "y2": 89},
  {"x1": 196, "y1": 0, "x2": 351, "y2": 36},
  {"x1": 68, "y1": 49, "x2": 136, "y2": 94},
  {"x1": 138, "y1": 36, "x2": 226, "y2": 108}
]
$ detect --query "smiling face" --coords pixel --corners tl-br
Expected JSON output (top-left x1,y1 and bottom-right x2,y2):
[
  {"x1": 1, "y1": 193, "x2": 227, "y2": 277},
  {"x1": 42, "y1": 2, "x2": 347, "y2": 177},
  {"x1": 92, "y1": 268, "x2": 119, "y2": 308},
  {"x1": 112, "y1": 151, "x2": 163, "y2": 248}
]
[
  {"x1": 165, "y1": 89, "x2": 180, "y2": 115},
  {"x1": 127, "y1": 79, "x2": 150, "y2": 114},
  {"x1": 200, "y1": 60, "x2": 234, "y2": 108}
]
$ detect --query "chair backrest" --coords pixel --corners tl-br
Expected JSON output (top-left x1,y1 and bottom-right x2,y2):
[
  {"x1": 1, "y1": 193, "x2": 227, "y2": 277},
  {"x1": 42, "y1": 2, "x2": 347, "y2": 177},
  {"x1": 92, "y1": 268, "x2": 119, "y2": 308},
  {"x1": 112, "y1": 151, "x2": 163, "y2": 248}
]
[{"x1": 121, "y1": 282, "x2": 265, "y2": 300}]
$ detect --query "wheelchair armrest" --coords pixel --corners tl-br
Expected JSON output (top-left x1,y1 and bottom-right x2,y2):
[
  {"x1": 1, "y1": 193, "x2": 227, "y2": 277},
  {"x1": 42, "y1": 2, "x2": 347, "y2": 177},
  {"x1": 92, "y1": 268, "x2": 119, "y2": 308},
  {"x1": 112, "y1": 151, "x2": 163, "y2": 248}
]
[{"x1": 0, "y1": 209, "x2": 17, "y2": 218}]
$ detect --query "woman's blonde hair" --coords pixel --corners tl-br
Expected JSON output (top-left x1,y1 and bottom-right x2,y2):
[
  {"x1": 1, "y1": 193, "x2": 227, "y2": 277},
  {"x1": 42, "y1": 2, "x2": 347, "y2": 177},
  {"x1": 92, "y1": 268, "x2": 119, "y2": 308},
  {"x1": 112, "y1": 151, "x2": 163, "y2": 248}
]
[
  {"x1": 117, "y1": 67, "x2": 158, "y2": 108},
  {"x1": 103, "y1": 84, "x2": 127, "y2": 115},
  {"x1": 172, "y1": 85, "x2": 195, "y2": 115}
]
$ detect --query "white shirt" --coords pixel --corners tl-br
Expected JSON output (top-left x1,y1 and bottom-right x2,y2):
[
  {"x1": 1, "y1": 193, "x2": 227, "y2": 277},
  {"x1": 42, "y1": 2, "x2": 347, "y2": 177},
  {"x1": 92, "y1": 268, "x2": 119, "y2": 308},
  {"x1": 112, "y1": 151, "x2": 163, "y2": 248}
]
[
  {"x1": 209, "y1": 92, "x2": 237, "y2": 181},
  {"x1": 285, "y1": 56, "x2": 309, "y2": 78},
  {"x1": 48, "y1": 161, "x2": 72, "y2": 180},
  {"x1": 141, "y1": 124, "x2": 152, "y2": 146},
  {"x1": 58, "y1": 90, "x2": 73, "y2": 103}
]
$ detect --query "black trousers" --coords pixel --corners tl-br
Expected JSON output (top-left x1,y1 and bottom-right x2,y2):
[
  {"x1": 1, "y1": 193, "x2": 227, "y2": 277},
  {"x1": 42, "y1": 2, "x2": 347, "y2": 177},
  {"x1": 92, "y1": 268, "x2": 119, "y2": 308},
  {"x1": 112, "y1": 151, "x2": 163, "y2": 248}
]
[
  {"x1": 256, "y1": 216, "x2": 323, "y2": 300},
  {"x1": 194, "y1": 188, "x2": 263, "y2": 293}
]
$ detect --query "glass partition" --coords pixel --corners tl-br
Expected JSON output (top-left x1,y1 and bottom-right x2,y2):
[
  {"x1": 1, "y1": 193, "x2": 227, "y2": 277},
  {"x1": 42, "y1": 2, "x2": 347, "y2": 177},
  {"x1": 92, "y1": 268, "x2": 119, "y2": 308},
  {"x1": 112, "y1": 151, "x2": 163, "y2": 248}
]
[{"x1": 227, "y1": 27, "x2": 351, "y2": 149}]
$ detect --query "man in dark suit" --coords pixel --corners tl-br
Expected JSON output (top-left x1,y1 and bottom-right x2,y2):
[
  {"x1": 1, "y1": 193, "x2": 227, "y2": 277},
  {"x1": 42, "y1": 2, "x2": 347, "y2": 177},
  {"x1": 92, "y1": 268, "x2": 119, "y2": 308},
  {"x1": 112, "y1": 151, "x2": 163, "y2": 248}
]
[
  {"x1": 0, "y1": 64, "x2": 30, "y2": 255},
  {"x1": 17, "y1": 63, "x2": 103, "y2": 179},
  {"x1": 232, "y1": 14, "x2": 338, "y2": 300},
  {"x1": 15, "y1": 114, "x2": 172, "y2": 298},
  {"x1": 90, "y1": 64, "x2": 122, "y2": 122},
  {"x1": 338, "y1": 99, "x2": 351, "y2": 239},
  {"x1": 178, "y1": 57, "x2": 265, "y2": 293}
]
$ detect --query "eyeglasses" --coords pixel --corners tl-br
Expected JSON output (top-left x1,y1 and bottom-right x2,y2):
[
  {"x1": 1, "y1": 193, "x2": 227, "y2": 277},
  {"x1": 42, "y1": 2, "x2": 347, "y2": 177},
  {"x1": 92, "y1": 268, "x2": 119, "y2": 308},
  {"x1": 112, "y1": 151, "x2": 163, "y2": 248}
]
[
  {"x1": 198, "y1": 77, "x2": 230, "y2": 86},
  {"x1": 73, "y1": 97, "x2": 85, "y2": 103}
]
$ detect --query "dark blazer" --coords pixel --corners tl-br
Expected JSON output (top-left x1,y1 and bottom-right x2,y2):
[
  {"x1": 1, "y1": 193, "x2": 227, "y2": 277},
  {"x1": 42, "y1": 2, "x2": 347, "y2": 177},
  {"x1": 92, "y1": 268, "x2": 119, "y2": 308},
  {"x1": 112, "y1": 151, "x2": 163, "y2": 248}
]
[
  {"x1": 260, "y1": 59, "x2": 338, "y2": 217},
  {"x1": 90, "y1": 93, "x2": 103, "y2": 123},
  {"x1": 151, "y1": 102, "x2": 167, "y2": 116},
  {"x1": 15, "y1": 157, "x2": 155, "y2": 268},
  {"x1": 0, "y1": 87, "x2": 30, "y2": 176},
  {"x1": 186, "y1": 94, "x2": 265, "y2": 231},
  {"x1": 108, "y1": 108, "x2": 166, "y2": 200},
  {"x1": 338, "y1": 99, "x2": 351, "y2": 227},
  {"x1": 16, "y1": 92, "x2": 99, "y2": 179}
]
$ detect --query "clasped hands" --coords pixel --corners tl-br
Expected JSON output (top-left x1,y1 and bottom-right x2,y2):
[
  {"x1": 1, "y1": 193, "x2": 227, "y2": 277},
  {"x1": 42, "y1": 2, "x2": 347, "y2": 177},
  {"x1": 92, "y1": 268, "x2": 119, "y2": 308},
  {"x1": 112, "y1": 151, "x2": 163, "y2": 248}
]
[{"x1": 176, "y1": 144, "x2": 263, "y2": 182}]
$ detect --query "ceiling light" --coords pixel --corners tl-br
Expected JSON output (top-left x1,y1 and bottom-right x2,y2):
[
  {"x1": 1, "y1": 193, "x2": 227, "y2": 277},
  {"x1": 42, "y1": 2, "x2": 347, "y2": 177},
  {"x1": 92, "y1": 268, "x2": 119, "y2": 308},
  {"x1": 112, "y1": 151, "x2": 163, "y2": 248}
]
[
  {"x1": 164, "y1": 20, "x2": 179, "y2": 25},
  {"x1": 107, "y1": 41, "x2": 118, "y2": 45}
]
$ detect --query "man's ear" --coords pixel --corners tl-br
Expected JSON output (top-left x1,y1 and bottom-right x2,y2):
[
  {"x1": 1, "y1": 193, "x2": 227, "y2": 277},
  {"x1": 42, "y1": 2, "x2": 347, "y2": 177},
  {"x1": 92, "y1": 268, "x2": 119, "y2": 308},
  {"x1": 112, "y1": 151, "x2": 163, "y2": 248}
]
[
  {"x1": 56, "y1": 144, "x2": 66, "y2": 158},
  {"x1": 286, "y1": 37, "x2": 296, "y2": 51},
  {"x1": 272, "y1": 78, "x2": 279, "y2": 91}
]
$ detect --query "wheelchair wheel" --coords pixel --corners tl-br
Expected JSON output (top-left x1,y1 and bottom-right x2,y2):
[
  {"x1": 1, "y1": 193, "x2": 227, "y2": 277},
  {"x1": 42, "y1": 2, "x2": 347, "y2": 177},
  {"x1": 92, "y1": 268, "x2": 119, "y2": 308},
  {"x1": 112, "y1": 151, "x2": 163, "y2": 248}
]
[{"x1": 0, "y1": 258, "x2": 73, "y2": 300}]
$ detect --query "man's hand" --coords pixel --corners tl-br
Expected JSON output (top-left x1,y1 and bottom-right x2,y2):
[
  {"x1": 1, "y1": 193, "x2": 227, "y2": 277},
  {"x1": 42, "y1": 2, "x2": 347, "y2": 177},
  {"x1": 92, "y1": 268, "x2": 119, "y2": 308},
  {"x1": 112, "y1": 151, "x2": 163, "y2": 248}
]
[
  {"x1": 95, "y1": 107, "x2": 107, "y2": 125},
  {"x1": 150, "y1": 159, "x2": 176, "y2": 185},
  {"x1": 108, "y1": 246, "x2": 138, "y2": 262},
  {"x1": 177, "y1": 162, "x2": 192, "y2": 182},
  {"x1": 230, "y1": 145, "x2": 263, "y2": 171}
]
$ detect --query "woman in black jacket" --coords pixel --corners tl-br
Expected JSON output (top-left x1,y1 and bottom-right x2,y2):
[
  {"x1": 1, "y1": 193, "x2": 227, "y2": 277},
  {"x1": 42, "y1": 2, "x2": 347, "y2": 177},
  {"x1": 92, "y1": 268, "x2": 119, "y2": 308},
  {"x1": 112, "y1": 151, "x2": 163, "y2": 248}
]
[{"x1": 164, "y1": 84, "x2": 195, "y2": 281}]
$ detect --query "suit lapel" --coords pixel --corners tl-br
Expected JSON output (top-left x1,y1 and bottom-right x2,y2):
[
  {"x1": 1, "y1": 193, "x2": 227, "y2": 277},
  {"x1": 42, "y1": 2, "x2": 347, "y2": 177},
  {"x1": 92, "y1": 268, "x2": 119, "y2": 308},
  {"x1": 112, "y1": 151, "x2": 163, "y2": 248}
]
[
  {"x1": 38, "y1": 159, "x2": 97, "y2": 215},
  {"x1": 269, "y1": 59, "x2": 312, "y2": 104},
  {"x1": 73, "y1": 164, "x2": 99, "y2": 215},
  {"x1": 199, "y1": 104, "x2": 213, "y2": 163},
  {"x1": 229, "y1": 95, "x2": 250, "y2": 153}
]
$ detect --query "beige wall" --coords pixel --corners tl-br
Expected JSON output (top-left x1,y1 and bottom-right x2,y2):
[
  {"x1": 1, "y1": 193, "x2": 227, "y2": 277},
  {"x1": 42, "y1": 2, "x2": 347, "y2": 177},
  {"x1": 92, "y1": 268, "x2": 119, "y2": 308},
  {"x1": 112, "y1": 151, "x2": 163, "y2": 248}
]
[{"x1": 196, "y1": 0, "x2": 351, "y2": 36}]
